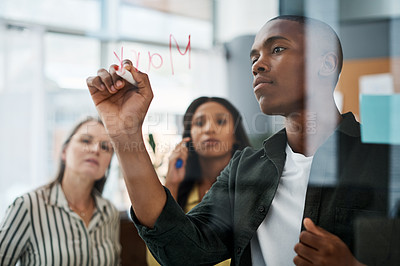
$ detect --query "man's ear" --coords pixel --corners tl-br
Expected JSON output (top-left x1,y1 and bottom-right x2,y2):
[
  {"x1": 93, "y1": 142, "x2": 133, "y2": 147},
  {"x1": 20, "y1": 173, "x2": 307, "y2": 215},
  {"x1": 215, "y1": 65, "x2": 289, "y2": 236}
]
[{"x1": 319, "y1": 52, "x2": 338, "y2": 76}]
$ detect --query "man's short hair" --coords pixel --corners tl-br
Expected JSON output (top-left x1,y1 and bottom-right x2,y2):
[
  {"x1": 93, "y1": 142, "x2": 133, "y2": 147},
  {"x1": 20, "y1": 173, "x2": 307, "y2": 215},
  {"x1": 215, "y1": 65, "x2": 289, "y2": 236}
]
[{"x1": 270, "y1": 15, "x2": 344, "y2": 77}]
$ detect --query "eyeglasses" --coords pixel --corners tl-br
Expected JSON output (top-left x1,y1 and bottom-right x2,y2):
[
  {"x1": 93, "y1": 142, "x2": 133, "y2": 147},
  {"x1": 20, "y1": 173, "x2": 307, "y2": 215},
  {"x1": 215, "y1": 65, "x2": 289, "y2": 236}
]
[{"x1": 75, "y1": 134, "x2": 113, "y2": 153}]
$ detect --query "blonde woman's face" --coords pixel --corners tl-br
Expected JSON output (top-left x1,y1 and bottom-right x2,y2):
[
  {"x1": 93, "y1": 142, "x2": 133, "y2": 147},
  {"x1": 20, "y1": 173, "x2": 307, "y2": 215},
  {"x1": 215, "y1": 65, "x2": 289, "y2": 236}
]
[{"x1": 63, "y1": 121, "x2": 113, "y2": 181}]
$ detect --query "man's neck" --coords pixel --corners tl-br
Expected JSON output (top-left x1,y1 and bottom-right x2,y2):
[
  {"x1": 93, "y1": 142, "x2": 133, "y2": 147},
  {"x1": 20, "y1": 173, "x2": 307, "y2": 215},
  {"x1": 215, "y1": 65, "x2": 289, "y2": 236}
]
[{"x1": 285, "y1": 106, "x2": 342, "y2": 156}]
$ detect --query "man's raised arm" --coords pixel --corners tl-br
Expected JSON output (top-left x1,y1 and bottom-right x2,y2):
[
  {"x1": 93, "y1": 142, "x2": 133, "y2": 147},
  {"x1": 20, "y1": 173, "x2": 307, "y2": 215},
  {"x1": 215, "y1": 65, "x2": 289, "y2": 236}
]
[{"x1": 86, "y1": 60, "x2": 166, "y2": 228}]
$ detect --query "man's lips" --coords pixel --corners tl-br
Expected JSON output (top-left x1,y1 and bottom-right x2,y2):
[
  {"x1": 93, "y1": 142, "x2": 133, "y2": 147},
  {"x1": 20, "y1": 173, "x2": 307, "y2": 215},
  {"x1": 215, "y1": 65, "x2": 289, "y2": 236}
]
[{"x1": 253, "y1": 77, "x2": 273, "y2": 90}]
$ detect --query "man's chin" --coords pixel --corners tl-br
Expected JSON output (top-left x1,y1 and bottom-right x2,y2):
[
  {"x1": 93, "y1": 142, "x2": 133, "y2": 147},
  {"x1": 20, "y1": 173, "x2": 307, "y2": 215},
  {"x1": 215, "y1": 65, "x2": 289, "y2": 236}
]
[{"x1": 259, "y1": 102, "x2": 281, "y2": 116}]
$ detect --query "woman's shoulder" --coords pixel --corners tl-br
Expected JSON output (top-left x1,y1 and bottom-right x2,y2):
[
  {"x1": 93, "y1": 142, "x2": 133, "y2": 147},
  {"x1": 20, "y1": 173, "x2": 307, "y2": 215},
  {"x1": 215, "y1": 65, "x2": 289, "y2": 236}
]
[
  {"x1": 6, "y1": 187, "x2": 44, "y2": 215},
  {"x1": 12, "y1": 185, "x2": 52, "y2": 209},
  {"x1": 8, "y1": 194, "x2": 28, "y2": 211}
]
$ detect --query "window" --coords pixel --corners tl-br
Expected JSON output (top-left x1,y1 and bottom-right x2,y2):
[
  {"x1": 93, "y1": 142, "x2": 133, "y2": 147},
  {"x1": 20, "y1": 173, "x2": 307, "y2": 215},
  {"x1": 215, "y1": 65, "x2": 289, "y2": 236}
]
[{"x1": 0, "y1": 0, "x2": 221, "y2": 217}]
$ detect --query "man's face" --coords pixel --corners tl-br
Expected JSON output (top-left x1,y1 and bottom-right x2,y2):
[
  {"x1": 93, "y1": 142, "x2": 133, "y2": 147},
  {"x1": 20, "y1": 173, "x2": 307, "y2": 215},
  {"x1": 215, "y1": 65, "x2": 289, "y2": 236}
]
[{"x1": 250, "y1": 19, "x2": 309, "y2": 116}]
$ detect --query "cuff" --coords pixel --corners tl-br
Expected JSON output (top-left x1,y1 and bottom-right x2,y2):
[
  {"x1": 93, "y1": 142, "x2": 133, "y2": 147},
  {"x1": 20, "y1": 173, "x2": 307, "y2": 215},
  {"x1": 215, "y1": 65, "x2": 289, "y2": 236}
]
[{"x1": 130, "y1": 186, "x2": 187, "y2": 244}]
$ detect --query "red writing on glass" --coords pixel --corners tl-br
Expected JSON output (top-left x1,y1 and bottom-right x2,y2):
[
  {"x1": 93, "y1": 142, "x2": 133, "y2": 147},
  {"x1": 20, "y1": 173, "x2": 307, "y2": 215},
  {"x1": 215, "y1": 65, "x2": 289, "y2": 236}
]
[
  {"x1": 113, "y1": 34, "x2": 191, "y2": 75},
  {"x1": 169, "y1": 34, "x2": 191, "y2": 75}
]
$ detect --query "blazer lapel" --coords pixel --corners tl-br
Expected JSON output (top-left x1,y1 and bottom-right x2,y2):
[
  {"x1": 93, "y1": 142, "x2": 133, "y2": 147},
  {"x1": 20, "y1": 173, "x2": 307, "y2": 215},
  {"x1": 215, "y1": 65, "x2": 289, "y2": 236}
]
[{"x1": 233, "y1": 129, "x2": 287, "y2": 249}]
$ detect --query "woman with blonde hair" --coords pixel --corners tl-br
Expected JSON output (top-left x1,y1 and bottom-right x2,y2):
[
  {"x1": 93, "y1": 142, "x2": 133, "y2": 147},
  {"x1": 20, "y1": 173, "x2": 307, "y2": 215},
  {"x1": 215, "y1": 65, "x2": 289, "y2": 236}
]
[{"x1": 0, "y1": 117, "x2": 121, "y2": 265}]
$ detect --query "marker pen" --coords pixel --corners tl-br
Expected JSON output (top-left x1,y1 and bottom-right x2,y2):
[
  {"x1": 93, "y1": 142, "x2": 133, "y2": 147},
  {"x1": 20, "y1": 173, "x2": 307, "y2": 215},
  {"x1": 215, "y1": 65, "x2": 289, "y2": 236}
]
[
  {"x1": 116, "y1": 68, "x2": 138, "y2": 86},
  {"x1": 175, "y1": 158, "x2": 183, "y2": 169},
  {"x1": 114, "y1": 46, "x2": 138, "y2": 86}
]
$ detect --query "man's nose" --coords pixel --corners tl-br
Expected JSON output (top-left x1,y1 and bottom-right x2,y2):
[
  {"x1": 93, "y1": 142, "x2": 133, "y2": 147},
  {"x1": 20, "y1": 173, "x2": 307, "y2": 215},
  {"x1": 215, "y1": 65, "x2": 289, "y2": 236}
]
[{"x1": 252, "y1": 57, "x2": 270, "y2": 76}]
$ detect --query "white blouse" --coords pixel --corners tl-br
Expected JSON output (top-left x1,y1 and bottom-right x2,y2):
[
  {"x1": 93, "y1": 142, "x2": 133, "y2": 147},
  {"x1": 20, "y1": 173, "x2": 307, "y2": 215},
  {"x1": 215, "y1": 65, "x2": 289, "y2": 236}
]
[{"x1": 0, "y1": 182, "x2": 121, "y2": 266}]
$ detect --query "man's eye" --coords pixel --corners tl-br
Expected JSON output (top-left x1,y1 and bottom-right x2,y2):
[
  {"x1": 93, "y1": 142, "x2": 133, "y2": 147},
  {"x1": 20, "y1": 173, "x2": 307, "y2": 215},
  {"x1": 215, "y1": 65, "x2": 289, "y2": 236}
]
[
  {"x1": 251, "y1": 57, "x2": 258, "y2": 64},
  {"x1": 272, "y1": 47, "x2": 285, "y2": 54}
]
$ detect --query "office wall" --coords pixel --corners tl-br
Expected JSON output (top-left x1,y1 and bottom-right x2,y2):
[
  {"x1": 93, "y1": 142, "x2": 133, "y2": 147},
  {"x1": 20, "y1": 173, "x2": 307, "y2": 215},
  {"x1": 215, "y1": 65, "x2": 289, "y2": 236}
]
[
  {"x1": 336, "y1": 58, "x2": 391, "y2": 120},
  {"x1": 337, "y1": 18, "x2": 400, "y2": 118}
]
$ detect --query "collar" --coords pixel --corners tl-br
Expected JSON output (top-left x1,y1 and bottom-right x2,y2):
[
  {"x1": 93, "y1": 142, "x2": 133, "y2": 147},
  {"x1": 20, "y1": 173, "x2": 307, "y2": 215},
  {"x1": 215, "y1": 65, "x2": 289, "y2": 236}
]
[
  {"x1": 260, "y1": 112, "x2": 360, "y2": 166},
  {"x1": 261, "y1": 129, "x2": 287, "y2": 177},
  {"x1": 46, "y1": 182, "x2": 109, "y2": 214},
  {"x1": 335, "y1": 112, "x2": 360, "y2": 137}
]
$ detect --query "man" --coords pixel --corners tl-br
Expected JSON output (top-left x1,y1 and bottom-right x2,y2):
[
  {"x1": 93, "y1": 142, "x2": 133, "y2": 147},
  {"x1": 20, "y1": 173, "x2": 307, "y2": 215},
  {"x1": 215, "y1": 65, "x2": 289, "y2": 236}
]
[{"x1": 87, "y1": 15, "x2": 390, "y2": 265}]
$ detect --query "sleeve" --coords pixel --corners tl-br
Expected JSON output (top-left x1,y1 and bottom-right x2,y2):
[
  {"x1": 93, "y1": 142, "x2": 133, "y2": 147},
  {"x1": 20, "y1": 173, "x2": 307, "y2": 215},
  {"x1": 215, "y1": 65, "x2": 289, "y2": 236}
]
[
  {"x1": 131, "y1": 155, "x2": 237, "y2": 266},
  {"x1": 0, "y1": 196, "x2": 32, "y2": 266}
]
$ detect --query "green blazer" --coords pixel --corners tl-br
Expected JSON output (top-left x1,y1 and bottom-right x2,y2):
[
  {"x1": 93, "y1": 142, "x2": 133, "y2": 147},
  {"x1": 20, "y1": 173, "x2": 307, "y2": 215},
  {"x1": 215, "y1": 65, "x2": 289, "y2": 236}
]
[{"x1": 132, "y1": 112, "x2": 390, "y2": 266}]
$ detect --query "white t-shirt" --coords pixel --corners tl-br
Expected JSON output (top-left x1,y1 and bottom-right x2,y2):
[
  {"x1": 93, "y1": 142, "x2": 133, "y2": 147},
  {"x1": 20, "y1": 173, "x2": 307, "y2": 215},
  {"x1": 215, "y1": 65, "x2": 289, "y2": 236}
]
[{"x1": 251, "y1": 144, "x2": 313, "y2": 266}]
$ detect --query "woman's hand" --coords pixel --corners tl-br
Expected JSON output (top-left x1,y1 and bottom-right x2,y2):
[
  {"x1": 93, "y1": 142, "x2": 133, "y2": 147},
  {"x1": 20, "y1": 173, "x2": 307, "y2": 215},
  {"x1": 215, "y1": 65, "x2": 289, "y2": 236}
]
[{"x1": 165, "y1": 137, "x2": 191, "y2": 199}]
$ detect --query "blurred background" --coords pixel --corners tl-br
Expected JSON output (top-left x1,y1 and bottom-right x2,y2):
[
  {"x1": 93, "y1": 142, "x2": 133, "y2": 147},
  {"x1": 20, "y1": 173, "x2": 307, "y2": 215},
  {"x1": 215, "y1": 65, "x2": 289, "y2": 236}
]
[{"x1": 0, "y1": 0, "x2": 399, "y2": 221}]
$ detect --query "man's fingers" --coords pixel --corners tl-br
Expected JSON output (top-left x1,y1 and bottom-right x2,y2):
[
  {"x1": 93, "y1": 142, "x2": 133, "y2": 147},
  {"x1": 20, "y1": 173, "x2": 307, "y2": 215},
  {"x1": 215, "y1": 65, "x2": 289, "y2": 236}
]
[
  {"x1": 107, "y1": 64, "x2": 126, "y2": 93},
  {"x1": 293, "y1": 254, "x2": 313, "y2": 266},
  {"x1": 303, "y1": 218, "x2": 326, "y2": 237},
  {"x1": 127, "y1": 64, "x2": 149, "y2": 87},
  {"x1": 122, "y1": 59, "x2": 133, "y2": 68},
  {"x1": 294, "y1": 238, "x2": 318, "y2": 261},
  {"x1": 298, "y1": 230, "x2": 320, "y2": 250},
  {"x1": 299, "y1": 218, "x2": 329, "y2": 251},
  {"x1": 87, "y1": 76, "x2": 105, "y2": 94},
  {"x1": 117, "y1": 60, "x2": 153, "y2": 99},
  {"x1": 97, "y1": 68, "x2": 118, "y2": 94},
  {"x1": 116, "y1": 61, "x2": 153, "y2": 98}
]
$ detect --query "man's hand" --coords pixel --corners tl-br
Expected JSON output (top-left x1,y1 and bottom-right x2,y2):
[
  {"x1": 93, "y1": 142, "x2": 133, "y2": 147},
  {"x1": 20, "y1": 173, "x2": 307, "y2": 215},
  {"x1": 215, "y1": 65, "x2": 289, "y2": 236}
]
[
  {"x1": 86, "y1": 61, "x2": 166, "y2": 228},
  {"x1": 86, "y1": 60, "x2": 153, "y2": 142},
  {"x1": 293, "y1": 218, "x2": 365, "y2": 266}
]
